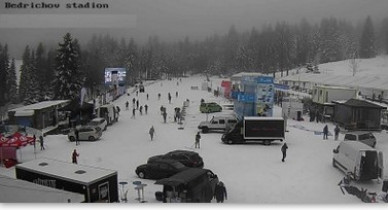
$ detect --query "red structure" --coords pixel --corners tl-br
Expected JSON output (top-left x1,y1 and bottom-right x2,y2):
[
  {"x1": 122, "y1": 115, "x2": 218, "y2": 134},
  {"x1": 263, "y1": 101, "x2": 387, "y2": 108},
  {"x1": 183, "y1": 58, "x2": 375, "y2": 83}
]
[
  {"x1": 0, "y1": 132, "x2": 35, "y2": 168},
  {"x1": 221, "y1": 80, "x2": 232, "y2": 99}
]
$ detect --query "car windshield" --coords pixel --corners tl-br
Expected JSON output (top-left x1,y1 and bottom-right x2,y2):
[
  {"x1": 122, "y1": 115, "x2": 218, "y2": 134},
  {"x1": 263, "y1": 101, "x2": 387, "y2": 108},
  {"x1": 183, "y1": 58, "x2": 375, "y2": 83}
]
[{"x1": 171, "y1": 161, "x2": 185, "y2": 169}]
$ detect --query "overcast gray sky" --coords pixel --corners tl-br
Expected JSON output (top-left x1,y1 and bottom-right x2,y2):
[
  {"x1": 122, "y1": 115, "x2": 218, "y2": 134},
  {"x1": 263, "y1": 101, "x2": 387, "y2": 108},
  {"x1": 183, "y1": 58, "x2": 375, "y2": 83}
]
[{"x1": 1, "y1": 0, "x2": 388, "y2": 58}]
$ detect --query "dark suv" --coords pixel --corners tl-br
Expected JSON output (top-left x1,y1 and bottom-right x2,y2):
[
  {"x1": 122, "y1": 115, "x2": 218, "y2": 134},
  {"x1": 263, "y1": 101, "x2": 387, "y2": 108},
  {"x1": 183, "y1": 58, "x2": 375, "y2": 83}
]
[
  {"x1": 135, "y1": 159, "x2": 188, "y2": 180},
  {"x1": 148, "y1": 150, "x2": 204, "y2": 168}
]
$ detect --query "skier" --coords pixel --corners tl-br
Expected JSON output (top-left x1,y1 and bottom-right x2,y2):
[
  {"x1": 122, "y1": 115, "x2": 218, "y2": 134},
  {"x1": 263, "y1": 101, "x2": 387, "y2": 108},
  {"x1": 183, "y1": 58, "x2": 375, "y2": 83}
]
[
  {"x1": 334, "y1": 125, "x2": 340, "y2": 140},
  {"x1": 136, "y1": 100, "x2": 139, "y2": 110},
  {"x1": 214, "y1": 181, "x2": 227, "y2": 203},
  {"x1": 195, "y1": 132, "x2": 201, "y2": 149},
  {"x1": 281, "y1": 142, "x2": 288, "y2": 162},
  {"x1": 125, "y1": 101, "x2": 129, "y2": 110},
  {"x1": 72, "y1": 149, "x2": 79, "y2": 164},
  {"x1": 144, "y1": 104, "x2": 148, "y2": 114},
  {"x1": 39, "y1": 135, "x2": 45, "y2": 150},
  {"x1": 163, "y1": 111, "x2": 167, "y2": 123},
  {"x1": 149, "y1": 126, "x2": 155, "y2": 141},
  {"x1": 323, "y1": 125, "x2": 329, "y2": 140}
]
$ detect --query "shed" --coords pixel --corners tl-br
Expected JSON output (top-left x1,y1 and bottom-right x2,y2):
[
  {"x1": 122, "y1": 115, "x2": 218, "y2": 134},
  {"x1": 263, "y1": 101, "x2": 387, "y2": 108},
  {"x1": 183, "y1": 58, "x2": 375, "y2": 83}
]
[
  {"x1": 15, "y1": 158, "x2": 118, "y2": 203},
  {"x1": 7, "y1": 100, "x2": 70, "y2": 132},
  {"x1": 333, "y1": 98, "x2": 386, "y2": 131}
]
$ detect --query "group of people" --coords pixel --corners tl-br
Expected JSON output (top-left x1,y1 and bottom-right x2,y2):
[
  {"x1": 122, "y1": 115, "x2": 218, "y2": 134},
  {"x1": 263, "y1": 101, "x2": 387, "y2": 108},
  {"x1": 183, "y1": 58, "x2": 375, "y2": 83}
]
[{"x1": 323, "y1": 124, "x2": 341, "y2": 140}]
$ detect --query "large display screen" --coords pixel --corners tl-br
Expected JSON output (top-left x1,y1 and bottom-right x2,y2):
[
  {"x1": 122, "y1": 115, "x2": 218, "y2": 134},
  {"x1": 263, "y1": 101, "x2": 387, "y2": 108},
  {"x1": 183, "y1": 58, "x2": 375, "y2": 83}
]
[{"x1": 104, "y1": 68, "x2": 127, "y2": 85}]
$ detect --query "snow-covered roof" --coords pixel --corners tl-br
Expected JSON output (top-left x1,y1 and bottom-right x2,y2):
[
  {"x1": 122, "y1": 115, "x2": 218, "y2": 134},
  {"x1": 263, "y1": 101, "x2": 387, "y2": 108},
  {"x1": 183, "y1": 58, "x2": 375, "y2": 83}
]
[
  {"x1": 0, "y1": 174, "x2": 84, "y2": 203},
  {"x1": 16, "y1": 158, "x2": 117, "y2": 185},
  {"x1": 10, "y1": 100, "x2": 70, "y2": 112}
]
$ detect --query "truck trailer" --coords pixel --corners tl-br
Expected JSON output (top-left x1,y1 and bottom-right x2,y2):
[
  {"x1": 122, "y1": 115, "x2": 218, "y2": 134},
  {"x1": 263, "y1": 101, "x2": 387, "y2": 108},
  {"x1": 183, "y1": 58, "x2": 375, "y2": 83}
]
[
  {"x1": 15, "y1": 158, "x2": 119, "y2": 203},
  {"x1": 221, "y1": 116, "x2": 285, "y2": 145}
]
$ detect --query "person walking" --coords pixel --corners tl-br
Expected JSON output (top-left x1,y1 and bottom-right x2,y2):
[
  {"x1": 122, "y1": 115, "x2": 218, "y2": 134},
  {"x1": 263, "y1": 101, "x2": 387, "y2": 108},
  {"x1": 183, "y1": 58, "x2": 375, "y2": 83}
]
[
  {"x1": 144, "y1": 104, "x2": 148, "y2": 114},
  {"x1": 195, "y1": 132, "x2": 201, "y2": 149},
  {"x1": 176, "y1": 91, "x2": 178, "y2": 98},
  {"x1": 72, "y1": 149, "x2": 79, "y2": 164},
  {"x1": 323, "y1": 125, "x2": 329, "y2": 140},
  {"x1": 132, "y1": 108, "x2": 136, "y2": 119},
  {"x1": 125, "y1": 101, "x2": 129, "y2": 110},
  {"x1": 168, "y1": 93, "x2": 172, "y2": 104},
  {"x1": 334, "y1": 125, "x2": 340, "y2": 140},
  {"x1": 39, "y1": 135, "x2": 45, "y2": 150},
  {"x1": 158, "y1": 93, "x2": 161, "y2": 100},
  {"x1": 75, "y1": 129, "x2": 80, "y2": 145},
  {"x1": 149, "y1": 126, "x2": 155, "y2": 141},
  {"x1": 136, "y1": 100, "x2": 139, "y2": 110},
  {"x1": 139, "y1": 106, "x2": 143, "y2": 115},
  {"x1": 147, "y1": 94, "x2": 149, "y2": 100},
  {"x1": 132, "y1": 98, "x2": 136, "y2": 107},
  {"x1": 281, "y1": 142, "x2": 288, "y2": 162},
  {"x1": 162, "y1": 111, "x2": 167, "y2": 123},
  {"x1": 214, "y1": 181, "x2": 227, "y2": 203}
]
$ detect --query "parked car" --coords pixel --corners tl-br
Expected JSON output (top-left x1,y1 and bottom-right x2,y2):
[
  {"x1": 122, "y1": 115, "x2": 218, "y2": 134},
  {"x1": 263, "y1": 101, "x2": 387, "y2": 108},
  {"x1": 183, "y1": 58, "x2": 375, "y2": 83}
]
[
  {"x1": 135, "y1": 159, "x2": 188, "y2": 180},
  {"x1": 200, "y1": 102, "x2": 222, "y2": 113},
  {"x1": 148, "y1": 150, "x2": 204, "y2": 168},
  {"x1": 344, "y1": 131, "x2": 376, "y2": 148},
  {"x1": 198, "y1": 115, "x2": 238, "y2": 133},
  {"x1": 68, "y1": 126, "x2": 102, "y2": 142},
  {"x1": 88, "y1": 117, "x2": 107, "y2": 131}
]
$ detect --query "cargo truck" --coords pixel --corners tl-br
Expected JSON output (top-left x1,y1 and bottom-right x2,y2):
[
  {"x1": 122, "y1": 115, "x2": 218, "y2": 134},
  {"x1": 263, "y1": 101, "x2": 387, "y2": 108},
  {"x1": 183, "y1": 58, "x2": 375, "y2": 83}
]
[{"x1": 221, "y1": 116, "x2": 285, "y2": 145}]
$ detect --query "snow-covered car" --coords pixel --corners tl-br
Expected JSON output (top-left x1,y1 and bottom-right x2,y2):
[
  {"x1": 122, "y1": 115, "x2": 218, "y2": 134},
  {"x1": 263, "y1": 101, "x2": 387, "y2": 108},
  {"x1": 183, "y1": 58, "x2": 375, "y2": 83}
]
[
  {"x1": 344, "y1": 131, "x2": 376, "y2": 148},
  {"x1": 68, "y1": 126, "x2": 102, "y2": 142},
  {"x1": 148, "y1": 150, "x2": 204, "y2": 168},
  {"x1": 88, "y1": 117, "x2": 108, "y2": 131},
  {"x1": 135, "y1": 159, "x2": 188, "y2": 179}
]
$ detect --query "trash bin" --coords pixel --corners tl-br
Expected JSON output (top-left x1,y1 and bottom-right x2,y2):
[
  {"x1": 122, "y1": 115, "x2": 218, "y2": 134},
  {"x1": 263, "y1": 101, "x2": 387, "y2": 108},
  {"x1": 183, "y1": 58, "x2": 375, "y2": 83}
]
[
  {"x1": 382, "y1": 179, "x2": 388, "y2": 192},
  {"x1": 155, "y1": 191, "x2": 164, "y2": 201}
]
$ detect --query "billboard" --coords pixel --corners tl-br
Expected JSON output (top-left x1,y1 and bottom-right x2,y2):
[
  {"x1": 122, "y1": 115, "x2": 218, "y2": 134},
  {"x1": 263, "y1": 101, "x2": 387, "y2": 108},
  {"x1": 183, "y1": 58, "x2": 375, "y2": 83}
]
[
  {"x1": 256, "y1": 76, "x2": 274, "y2": 117},
  {"x1": 104, "y1": 68, "x2": 127, "y2": 86}
]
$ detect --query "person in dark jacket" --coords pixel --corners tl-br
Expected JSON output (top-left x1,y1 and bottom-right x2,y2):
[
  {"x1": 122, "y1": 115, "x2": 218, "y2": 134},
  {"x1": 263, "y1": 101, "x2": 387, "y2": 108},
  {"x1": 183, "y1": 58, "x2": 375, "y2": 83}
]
[
  {"x1": 334, "y1": 125, "x2": 340, "y2": 140},
  {"x1": 281, "y1": 142, "x2": 288, "y2": 162},
  {"x1": 72, "y1": 149, "x2": 79, "y2": 164},
  {"x1": 323, "y1": 125, "x2": 329, "y2": 140},
  {"x1": 39, "y1": 135, "x2": 45, "y2": 150},
  {"x1": 195, "y1": 132, "x2": 201, "y2": 148},
  {"x1": 214, "y1": 181, "x2": 227, "y2": 203},
  {"x1": 144, "y1": 104, "x2": 148, "y2": 114}
]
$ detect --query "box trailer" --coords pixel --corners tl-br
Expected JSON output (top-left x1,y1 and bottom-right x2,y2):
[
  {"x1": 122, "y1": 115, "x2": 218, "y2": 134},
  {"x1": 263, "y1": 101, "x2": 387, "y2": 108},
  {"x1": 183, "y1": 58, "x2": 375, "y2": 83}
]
[
  {"x1": 221, "y1": 116, "x2": 285, "y2": 145},
  {"x1": 15, "y1": 158, "x2": 118, "y2": 203}
]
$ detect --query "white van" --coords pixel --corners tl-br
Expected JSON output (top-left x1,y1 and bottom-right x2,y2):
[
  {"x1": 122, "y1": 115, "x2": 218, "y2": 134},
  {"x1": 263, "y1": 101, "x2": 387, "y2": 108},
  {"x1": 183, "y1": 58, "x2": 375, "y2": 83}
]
[
  {"x1": 97, "y1": 104, "x2": 118, "y2": 125},
  {"x1": 332, "y1": 141, "x2": 383, "y2": 181},
  {"x1": 197, "y1": 115, "x2": 238, "y2": 133}
]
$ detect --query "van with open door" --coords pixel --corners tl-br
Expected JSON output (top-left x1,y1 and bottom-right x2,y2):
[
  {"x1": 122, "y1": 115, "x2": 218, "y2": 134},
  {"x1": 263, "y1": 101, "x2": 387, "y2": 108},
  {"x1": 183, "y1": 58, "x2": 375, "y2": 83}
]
[{"x1": 332, "y1": 141, "x2": 383, "y2": 181}]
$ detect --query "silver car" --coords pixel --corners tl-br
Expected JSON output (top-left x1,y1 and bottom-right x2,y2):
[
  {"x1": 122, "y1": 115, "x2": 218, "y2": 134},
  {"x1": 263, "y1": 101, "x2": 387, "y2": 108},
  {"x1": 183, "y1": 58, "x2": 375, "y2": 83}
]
[
  {"x1": 344, "y1": 131, "x2": 376, "y2": 148},
  {"x1": 68, "y1": 126, "x2": 102, "y2": 142}
]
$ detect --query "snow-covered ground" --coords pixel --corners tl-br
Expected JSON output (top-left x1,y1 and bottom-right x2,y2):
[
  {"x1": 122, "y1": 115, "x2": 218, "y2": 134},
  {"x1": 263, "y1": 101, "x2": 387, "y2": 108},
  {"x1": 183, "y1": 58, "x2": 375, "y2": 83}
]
[{"x1": 1, "y1": 74, "x2": 388, "y2": 205}]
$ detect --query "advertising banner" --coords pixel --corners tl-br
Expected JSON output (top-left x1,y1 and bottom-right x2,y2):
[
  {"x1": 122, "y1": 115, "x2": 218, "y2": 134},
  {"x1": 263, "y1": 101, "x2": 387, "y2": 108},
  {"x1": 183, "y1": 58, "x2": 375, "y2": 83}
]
[{"x1": 256, "y1": 76, "x2": 274, "y2": 117}]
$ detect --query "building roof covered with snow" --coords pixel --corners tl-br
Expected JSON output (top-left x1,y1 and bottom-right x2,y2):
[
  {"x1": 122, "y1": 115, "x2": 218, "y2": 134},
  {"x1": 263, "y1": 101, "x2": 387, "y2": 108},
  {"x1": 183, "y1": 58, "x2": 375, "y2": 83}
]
[
  {"x1": 16, "y1": 158, "x2": 117, "y2": 185},
  {"x1": 0, "y1": 174, "x2": 84, "y2": 203}
]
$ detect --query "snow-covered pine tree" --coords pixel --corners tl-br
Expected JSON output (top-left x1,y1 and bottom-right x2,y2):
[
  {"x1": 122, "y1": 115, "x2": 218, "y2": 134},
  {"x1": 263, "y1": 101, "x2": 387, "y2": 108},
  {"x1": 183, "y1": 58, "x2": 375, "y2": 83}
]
[
  {"x1": 7, "y1": 58, "x2": 18, "y2": 103},
  {"x1": 54, "y1": 33, "x2": 82, "y2": 102},
  {"x1": 0, "y1": 44, "x2": 9, "y2": 106},
  {"x1": 19, "y1": 46, "x2": 31, "y2": 102},
  {"x1": 23, "y1": 51, "x2": 41, "y2": 105},
  {"x1": 359, "y1": 16, "x2": 376, "y2": 58}
]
